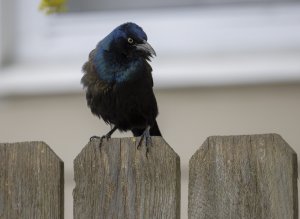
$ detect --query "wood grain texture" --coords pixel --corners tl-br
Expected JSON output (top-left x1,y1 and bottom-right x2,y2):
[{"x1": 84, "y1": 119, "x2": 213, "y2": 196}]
[
  {"x1": 0, "y1": 141, "x2": 64, "y2": 219},
  {"x1": 189, "y1": 134, "x2": 298, "y2": 219},
  {"x1": 73, "y1": 137, "x2": 180, "y2": 219}
]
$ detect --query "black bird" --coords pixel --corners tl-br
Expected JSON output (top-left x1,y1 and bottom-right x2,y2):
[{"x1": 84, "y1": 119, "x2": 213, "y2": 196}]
[{"x1": 81, "y1": 22, "x2": 161, "y2": 149}]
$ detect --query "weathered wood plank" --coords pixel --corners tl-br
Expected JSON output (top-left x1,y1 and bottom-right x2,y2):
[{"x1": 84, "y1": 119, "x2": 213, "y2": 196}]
[
  {"x1": 0, "y1": 141, "x2": 64, "y2": 219},
  {"x1": 188, "y1": 134, "x2": 298, "y2": 219},
  {"x1": 73, "y1": 137, "x2": 180, "y2": 219}
]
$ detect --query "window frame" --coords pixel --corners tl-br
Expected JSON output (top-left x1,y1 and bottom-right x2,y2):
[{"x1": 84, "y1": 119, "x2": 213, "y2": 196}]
[{"x1": 1, "y1": 2, "x2": 300, "y2": 96}]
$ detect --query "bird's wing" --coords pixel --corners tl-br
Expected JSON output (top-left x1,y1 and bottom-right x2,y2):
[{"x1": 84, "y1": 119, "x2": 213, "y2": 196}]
[
  {"x1": 81, "y1": 49, "x2": 112, "y2": 117},
  {"x1": 81, "y1": 49, "x2": 111, "y2": 92}
]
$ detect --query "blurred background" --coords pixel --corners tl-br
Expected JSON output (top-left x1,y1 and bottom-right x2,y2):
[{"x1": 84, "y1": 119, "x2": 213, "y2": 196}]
[{"x1": 1, "y1": 0, "x2": 300, "y2": 218}]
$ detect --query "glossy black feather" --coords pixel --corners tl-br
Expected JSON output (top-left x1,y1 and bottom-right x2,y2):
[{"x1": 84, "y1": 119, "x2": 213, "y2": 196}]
[{"x1": 81, "y1": 22, "x2": 161, "y2": 137}]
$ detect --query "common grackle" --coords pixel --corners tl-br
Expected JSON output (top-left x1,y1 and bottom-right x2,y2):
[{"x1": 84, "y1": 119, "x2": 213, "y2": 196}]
[{"x1": 81, "y1": 22, "x2": 161, "y2": 150}]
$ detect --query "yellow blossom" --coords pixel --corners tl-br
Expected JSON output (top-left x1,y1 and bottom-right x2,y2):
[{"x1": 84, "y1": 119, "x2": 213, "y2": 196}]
[{"x1": 39, "y1": 0, "x2": 67, "y2": 14}]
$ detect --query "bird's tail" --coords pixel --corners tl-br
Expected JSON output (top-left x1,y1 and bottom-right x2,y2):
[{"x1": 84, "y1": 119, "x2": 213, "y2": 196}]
[
  {"x1": 150, "y1": 120, "x2": 161, "y2": 136},
  {"x1": 132, "y1": 120, "x2": 162, "y2": 137}
]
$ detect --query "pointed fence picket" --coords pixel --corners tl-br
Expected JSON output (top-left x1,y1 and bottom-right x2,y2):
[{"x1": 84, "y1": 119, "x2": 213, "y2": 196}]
[{"x1": 0, "y1": 134, "x2": 297, "y2": 219}]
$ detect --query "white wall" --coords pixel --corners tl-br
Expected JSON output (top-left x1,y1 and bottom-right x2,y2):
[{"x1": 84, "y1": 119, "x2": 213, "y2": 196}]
[{"x1": 1, "y1": 84, "x2": 300, "y2": 218}]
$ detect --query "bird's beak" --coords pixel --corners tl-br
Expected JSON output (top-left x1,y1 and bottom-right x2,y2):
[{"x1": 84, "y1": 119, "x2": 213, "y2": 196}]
[{"x1": 135, "y1": 40, "x2": 156, "y2": 56}]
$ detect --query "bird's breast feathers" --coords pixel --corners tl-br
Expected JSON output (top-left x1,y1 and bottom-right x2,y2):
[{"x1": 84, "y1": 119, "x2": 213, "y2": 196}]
[{"x1": 94, "y1": 56, "x2": 145, "y2": 84}]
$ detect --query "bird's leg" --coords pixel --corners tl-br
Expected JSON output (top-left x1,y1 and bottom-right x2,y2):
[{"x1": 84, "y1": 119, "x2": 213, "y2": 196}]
[
  {"x1": 90, "y1": 126, "x2": 118, "y2": 147},
  {"x1": 137, "y1": 126, "x2": 152, "y2": 156},
  {"x1": 102, "y1": 125, "x2": 118, "y2": 140}
]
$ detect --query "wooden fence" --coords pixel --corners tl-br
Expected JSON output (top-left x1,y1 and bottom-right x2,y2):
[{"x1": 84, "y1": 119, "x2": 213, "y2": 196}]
[{"x1": 0, "y1": 134, "x2": 297, "y2": 219}]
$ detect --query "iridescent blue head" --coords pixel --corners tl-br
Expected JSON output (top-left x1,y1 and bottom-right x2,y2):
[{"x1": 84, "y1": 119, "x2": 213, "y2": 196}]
[
  {"x1": 98, "y1": 22, "x2": 156, "y2": 60},
  {"x1": 93, "y1": 23, "x2": 156, "y2": 83}
]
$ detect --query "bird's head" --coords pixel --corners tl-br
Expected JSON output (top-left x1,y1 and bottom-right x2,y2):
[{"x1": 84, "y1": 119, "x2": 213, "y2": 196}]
[{"x1": 99, "y1": 22, "x2": 156, "y2": 61}]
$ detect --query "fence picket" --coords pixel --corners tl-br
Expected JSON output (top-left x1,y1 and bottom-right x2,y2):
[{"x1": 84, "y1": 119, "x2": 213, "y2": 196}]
[
  {"x1": 188, "y1": 134, "x2": 298, "y2": 219},
  {"x1": 0, "y1": 142, "x2": 64, "y2": 219},
  {"x1": 73, "y1": 137, "x2": 180, "y2": 219}
]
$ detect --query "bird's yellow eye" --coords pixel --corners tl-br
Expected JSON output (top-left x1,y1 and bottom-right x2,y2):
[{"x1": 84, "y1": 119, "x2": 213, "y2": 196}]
[{"x1": 128, "y1": 37, "x2": 134, "y2": 44}]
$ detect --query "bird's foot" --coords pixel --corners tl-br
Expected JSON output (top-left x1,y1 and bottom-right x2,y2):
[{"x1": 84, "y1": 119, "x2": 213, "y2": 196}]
[
  {"x1": 89, "y1": 126, "x2": 118, "y2": 148},
  {"x1": 137, "y1": 127, "x2": 152, "y2": 157},
  {"x1": 90, "y1": 135, "x2": 101, "y2": 142},
  {"x1": 89, "y1": 134, "x2": 111, "y2": 148}
]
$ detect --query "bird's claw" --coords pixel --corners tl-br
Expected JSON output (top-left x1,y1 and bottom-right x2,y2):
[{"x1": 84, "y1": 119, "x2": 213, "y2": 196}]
[
  {"x1": 90, "y1": 135, "x2": 101, "y2": 142},
  {"x1": 137, "y1": 127, "x2": 152, "y2": 157},
  {"x1": 89, "y1": 126, "x2": 118, "y2": 148},
  {"x1": 89, "y1": 134, "x2": 111, "y2": 148}
]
